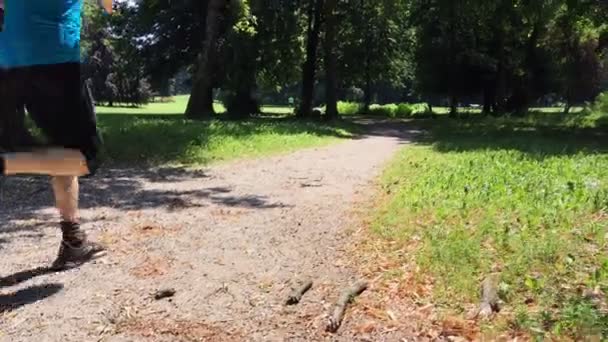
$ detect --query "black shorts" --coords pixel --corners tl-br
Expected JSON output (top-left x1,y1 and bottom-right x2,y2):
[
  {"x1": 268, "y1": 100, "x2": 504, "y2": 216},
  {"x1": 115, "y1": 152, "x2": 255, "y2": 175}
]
[{"x1": 0, "y1": 62, "x2": 103, "y2": 174}]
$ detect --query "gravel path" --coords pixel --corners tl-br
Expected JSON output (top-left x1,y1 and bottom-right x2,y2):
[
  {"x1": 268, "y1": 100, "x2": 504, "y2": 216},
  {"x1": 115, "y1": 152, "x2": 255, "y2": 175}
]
[{"x1": 0, "y1": 119, "x2": 415, "y2": 342}]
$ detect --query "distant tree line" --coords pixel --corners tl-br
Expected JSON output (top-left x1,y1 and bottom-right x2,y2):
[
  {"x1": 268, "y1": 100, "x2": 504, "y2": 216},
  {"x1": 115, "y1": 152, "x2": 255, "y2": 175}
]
[{"x1": 83, "y1": 0, "x2": 608, "y2": 116}]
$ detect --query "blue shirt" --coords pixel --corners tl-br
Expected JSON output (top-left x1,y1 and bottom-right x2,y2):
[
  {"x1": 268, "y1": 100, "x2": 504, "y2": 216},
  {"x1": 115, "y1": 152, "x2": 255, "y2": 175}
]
[{"x1": 0, "y1": 0, "x2": 82, "y2": 68}]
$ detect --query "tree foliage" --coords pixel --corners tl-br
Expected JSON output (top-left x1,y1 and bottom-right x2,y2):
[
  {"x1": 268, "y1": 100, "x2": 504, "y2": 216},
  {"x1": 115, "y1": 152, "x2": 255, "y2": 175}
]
[
  {"x1": 84, "y1": 1, "x2": 152, "y2": 106},
  {"x1": 411, "y1": 0, "x2": 607, "y2": 115},
  {"x1": 82, "y1": 0, "x2": 608, "y2": 116}
]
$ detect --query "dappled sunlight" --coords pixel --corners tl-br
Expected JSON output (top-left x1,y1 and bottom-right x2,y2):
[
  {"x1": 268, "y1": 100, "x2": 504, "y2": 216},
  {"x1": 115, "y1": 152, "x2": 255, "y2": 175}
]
[
  {"x1": 368, "y1": 116, "x2": 608, "y2": 338},
  {"x1": 95, "y1": 113, "x2": 359, "y2": 165}
]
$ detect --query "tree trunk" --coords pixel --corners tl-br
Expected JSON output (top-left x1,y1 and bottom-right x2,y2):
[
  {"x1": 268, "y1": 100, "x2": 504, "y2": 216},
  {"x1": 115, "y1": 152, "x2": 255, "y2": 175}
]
[
  {"x1": 323, "y1": 0, "x2": 338, "y2": 120},
  {"x1": 227, "y1": 73, "x2": 259, "y2": 119},
  {"x1": 362, "y1": 0, "x2": 372, "y2": 113},
  {"x1": 450, "y1": 95, "x2": 458, "y2": 118},
  {"x1": 492, "y1": 1, "x2": 508, "y2": 115},
  {"x1": 228, "y1": 89, "x2": 259, "y2": 119},
  {"x1": 297, "y1": 0, "x2": 324, "y2": 119},
  {"x1": 447, "y1": 1, "x2": 458, "y2": 118},
  {"x1": 511, "y1": 21, "x2": 541, "y2": 116},
  {"x1": 159, "y1": 76, "x2": 171, "y2": 97},
  {"x1": 564, "y1": 98, "x2": 571, "y2": 114},
  {"x1": 483, "y1": 86, "x2": 495, "y2": 115},
  {"x1": 363, "y1": 78, "x2": 371, "y2": 113},
  {"x1": 185, "y1": 0, "x2": 226, "y2": 119},
  {"x1": 226, "y1": 34, "x2": 260, "y2": 119}
]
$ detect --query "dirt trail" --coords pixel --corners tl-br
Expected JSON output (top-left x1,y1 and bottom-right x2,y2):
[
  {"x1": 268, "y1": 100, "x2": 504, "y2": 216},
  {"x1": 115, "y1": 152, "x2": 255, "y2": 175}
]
[{"x1": 0, "y1": 119, "x2": 416, "y2": 342}]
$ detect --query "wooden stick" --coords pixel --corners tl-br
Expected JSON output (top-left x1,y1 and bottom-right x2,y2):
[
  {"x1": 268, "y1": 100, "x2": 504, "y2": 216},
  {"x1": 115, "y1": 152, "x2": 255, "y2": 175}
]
[
  {"x1": 285, "y1": 279, "x2": 313, "y2": 305},
  {"x1": 326, "y1": 280, "x2": 368, "y2": 333},
  {"x1": 1, "y1": 148, "x2": 90, "y2": 177},
  {"x1": 478, "y1": 273, "x2": 500, "y2": 319}
]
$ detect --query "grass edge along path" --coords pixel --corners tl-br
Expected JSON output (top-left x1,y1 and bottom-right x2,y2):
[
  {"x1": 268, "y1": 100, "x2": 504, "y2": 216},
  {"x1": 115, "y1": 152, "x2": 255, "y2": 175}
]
[
  {"x1": 362, "y1": 119, "x2": 608, "y2": 340},
  {"x1": 96, "y1": 116, "x2": 359, "y2": 167},
  {"x1": 94, "y1": 98, "x2": 360, "y2": 167}
]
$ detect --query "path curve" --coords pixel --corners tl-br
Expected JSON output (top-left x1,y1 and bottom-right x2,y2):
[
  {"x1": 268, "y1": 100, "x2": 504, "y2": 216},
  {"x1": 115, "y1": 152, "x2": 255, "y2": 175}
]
[{"x1": 0, "y1": 119, "x2": 415, "y2": 342}]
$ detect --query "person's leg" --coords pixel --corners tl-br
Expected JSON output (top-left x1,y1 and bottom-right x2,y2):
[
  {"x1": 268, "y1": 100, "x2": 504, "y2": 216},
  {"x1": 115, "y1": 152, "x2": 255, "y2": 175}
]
[
  {"x1": 25, "y1": 63, "x2": 105, "y2": 270},
  {"x1": 51, "y1": 175, "x2": 79, "y2": 226},
  {"x1": 50, "y1": 175, "x2": 103, "y2": 270}
]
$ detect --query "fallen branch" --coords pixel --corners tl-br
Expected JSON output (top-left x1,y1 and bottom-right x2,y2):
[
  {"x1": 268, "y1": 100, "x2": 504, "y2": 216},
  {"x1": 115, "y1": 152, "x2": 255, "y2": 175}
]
[
  {"x1": 478, "y1": 273, "x2": 500, "y2": 319},
  {"x1": 286, "y1": 279, "x2": 313, "y2": 305},
  {"x1": 326, "y1": 280, "x2": 369, "y2": 333}
]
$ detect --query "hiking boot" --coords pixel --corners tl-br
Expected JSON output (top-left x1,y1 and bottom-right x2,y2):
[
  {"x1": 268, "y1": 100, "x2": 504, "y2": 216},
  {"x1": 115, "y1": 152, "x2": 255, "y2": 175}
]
[
  {"x1": 51, "y1": 240, "x2": 106, "y2": 271},
  {"x1": 51, "y1": 222, "x2": 105, "y2": 271}
]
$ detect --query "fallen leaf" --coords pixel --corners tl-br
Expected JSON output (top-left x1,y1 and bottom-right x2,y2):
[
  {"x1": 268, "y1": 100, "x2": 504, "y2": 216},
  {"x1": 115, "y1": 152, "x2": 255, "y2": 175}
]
[{"x1": 355, "y1": 321, "x2": 377, "y2": 334}]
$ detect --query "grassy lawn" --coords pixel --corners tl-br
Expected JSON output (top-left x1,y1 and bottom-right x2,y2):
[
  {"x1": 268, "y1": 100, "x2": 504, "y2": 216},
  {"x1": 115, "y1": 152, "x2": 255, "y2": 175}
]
[
  {"x1": 95, "y1": 95, "x2": 294, "y2": 116},
  {"x1": 94, "y1": 96, "x2": 356, "y2": 166},
  {"x1": 369, "y1": 116, "x2": 608, "y2": 339}
]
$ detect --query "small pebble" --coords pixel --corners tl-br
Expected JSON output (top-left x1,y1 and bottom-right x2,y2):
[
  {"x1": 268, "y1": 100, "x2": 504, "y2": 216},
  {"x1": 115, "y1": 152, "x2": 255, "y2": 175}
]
[{"x1": 153, "y1": 288, "x2": 176, "y2": 300}]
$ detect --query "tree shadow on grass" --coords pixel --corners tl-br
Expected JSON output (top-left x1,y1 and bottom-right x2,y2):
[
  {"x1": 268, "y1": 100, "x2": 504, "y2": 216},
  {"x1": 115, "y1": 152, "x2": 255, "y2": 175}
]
[
  {"x1": 98, "y1": 113, "x2": 358, "y2": 136},
  {"x1": 411, "y1": 116, "x2": 608, "y2": 158},
  {"x1": 349, "y1": 116, "x2": 423, "y2": 143},
  {"x1": 95, "y1": 113, "x2": 360, "y2": 166}
]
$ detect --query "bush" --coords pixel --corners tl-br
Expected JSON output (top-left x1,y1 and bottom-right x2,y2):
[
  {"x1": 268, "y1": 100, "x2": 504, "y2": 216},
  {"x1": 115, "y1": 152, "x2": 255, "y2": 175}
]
[
  {"x1": 367, "y1": 103, "x2": 414, "y2": 117},
  {"x1": 153, "y1": 96, "x2": 176, "y2": 103},
  {"x1": 369, "y1": 104, "x2": 397, "y2": 116},
  {"x1": 338, "y1": 101, "x2": 362, "y2": 115},
  {"x1": 395, "y1": 103, "x2": 413, "y2": 117},
  {"x1": 592, "y1": 91, "x2": 608, "y2": 114}
]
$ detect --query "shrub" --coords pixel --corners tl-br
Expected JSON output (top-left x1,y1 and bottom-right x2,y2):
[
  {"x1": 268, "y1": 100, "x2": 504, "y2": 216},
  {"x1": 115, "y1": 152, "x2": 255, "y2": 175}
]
[
  {"x1": 395, "y1": 103, "x2": 414, "y2": 117},
  {"x1": 154, "y1": 96, "x2": 176, "y2": 103},
  {"x1": 413, "y1": 103, "x2": 432, "y2": 115},
  {"x1": 367, "y1": 103, "x2": 414, "y2": 117},
  {"x1": 338, "y1": 101, "x2": 362, "y2": 115},
  {"x1": 369, "y1": 104, "x2": 397, "y2": 117},
  {"x1": 592, "y1": 91, "x2": 608, "y2": 114}
]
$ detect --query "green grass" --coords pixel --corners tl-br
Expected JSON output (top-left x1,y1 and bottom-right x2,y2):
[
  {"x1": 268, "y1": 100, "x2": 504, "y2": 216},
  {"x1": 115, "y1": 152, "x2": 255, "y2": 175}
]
[
  {"x1": 96, "y1": 95, "x2": 294, "y2": 116},
  {"x1": 93, "y1": 96, "x2": 357, "y2": 165},
  {"x1": 95, "y1": 95, "x2": 205, "y2": 114},
  {"x1": 371, "y1": 117, "x2": 608, "y2": 339}
]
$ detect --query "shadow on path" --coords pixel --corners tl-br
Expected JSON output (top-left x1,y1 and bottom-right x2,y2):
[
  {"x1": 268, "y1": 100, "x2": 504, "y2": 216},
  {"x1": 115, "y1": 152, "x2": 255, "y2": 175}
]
[
  {"x1": 0, "y1": 166, "x2": 290, "y2": 229},
  {"x1": 0, "y1": 283, "x2": 63, "y2": 314},
  {"x1": 348, "y1": 116, "x2": 423, "y2": 143},
  {"x1": 0, "y1": 117, "x2": 413, "y2": 245},
  {"x1": 0, "y1": 267, "x2": 53, "y2": 289}
]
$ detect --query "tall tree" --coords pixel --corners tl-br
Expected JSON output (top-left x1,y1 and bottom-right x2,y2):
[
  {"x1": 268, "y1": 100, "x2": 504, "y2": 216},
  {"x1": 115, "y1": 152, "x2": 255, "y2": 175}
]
[
  {"x1": 323, "y1": 0, "x2": 338, "y2": 119},
  {"x1": 223, "y1": 0, "x2": 260, "y2": 118},
  {"x1": 185, "y1": 0, "x2": 228, "y2": 119},
  {"x1": 254, "y1": 0, "x2": 304, "y2": 101},
  {"x1": 412, "y1": 0, "x2": 476, "y2": 116},
  {"x1": 551, "y1": 0, "x2": 606, "y2": 113},
  {"x1": 340, "y1": 0, "x2": 413, "y2": 111},
  {"x1": 297, "y1": 0, "x2": 324, "y2": 118},
  {"x1": 134, "y1": 0, "x2": 206, "y2": 96}
]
